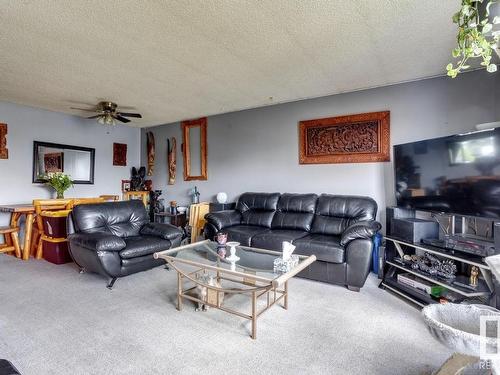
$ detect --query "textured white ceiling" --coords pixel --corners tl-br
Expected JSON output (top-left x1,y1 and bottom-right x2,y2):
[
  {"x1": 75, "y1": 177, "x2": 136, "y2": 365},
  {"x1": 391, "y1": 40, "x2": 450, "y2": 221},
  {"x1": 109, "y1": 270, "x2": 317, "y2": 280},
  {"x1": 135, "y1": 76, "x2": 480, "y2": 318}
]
[{"x1": 0, "y1": 0, "x2": 459, "y2": 127}]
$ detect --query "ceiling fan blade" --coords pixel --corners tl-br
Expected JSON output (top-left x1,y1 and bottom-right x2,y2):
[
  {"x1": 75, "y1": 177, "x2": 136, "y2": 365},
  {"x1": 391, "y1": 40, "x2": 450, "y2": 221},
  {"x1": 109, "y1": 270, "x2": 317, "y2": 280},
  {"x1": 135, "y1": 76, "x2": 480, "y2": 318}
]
[
  {"x1": 114, "y1": 115, "x2": 131, "y2": 123},
  {"x1": 86, "y1": 115, "x2": 102, "y2": 119},
  {"x1": 71, "y1": 107, "x2": 97, "y2": 112},
  {"x1": 117, "y1": 112, "x2": 142, "y2": 118}
]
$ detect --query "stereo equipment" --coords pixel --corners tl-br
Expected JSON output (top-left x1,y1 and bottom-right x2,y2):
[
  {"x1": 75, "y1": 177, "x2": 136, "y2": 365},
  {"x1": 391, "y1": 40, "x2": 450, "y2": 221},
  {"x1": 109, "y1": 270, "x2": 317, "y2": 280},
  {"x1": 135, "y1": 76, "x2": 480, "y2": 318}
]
[
  {"x1": 391, "y1": 218, "x2": 439, "y2": 244},
  {"x1": 422, "y1": 234, "x2": 497, "y2": 257}
]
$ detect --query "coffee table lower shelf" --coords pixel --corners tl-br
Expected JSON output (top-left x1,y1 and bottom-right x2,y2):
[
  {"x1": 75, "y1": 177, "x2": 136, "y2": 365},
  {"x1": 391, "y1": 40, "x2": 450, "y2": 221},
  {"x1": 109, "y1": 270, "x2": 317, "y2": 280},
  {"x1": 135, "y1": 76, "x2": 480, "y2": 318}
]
[{"x1": 176, "y1": 271, "x2": 288, "y2": 340}]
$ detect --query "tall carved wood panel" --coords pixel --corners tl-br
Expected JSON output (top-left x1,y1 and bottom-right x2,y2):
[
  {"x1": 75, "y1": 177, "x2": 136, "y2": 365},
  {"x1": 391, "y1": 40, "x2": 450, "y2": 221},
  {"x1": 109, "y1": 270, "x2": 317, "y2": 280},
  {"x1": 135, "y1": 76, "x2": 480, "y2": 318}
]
[
  {"x1": 0, "y1": 123, "x2": 8, "y2": 159},
  {"x1": 299, "y1": 111, "x2": 390, "y2": 164}
]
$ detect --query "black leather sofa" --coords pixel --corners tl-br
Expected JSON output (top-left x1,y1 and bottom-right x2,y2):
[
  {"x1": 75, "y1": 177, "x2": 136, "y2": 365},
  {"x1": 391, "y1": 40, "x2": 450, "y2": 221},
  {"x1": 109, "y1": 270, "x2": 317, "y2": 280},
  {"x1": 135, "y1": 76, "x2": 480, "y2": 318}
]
[
  {"x1": 204, "y1": 192, "x2": 381, "y2": 291},
  {"x1": 68, "y1": 200, "x2": 183, "y2": 288}
]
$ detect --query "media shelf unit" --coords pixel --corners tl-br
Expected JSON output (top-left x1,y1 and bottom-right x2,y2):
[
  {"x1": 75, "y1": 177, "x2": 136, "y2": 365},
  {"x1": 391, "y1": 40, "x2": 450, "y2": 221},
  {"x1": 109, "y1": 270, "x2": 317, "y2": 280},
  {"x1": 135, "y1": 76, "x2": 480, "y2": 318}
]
[{"x1": 380, "y1": 236, "x2": 495, "y2": 308}]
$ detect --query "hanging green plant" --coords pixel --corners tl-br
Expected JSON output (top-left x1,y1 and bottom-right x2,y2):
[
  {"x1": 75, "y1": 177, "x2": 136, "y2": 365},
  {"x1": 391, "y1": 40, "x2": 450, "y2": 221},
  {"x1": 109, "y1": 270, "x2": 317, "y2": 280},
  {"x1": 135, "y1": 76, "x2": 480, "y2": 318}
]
[{"x1": 447, "y1": 0, "x2": 499, "y2": 78}]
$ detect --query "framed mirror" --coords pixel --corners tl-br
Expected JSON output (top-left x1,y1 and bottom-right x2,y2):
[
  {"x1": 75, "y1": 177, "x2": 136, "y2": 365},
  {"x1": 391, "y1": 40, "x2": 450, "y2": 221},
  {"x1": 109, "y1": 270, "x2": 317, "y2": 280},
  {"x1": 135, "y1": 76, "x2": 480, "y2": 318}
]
[
  {"x1": 33, "y1": 141, "x2": 95, "y2": 184},
  {"x1": 182, "y1": 117, "x2": 207, "y2": 180}
]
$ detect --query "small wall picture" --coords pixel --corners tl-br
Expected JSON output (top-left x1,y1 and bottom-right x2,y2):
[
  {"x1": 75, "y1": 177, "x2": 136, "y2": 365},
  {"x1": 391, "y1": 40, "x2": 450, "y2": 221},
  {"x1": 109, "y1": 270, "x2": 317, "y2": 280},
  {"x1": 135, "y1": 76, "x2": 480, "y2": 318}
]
[
  {"x1": 113, "y1": 143, "x2": 127, "y2": 166},
  {"x1": 121, "y1": 179, "x2": 131, "y2": 192},
  {"x1": 44, "y1": 152, "x2": 64, "y2": 172},
  {"x1": 0, "y1": 123, "x2": 8, "y2": 159}
]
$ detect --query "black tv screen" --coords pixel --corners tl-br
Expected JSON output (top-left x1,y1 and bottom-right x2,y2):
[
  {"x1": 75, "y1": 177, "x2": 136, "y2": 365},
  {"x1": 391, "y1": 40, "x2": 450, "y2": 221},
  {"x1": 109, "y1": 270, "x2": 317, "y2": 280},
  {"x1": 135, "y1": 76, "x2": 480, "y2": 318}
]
[{"x1": 394, "y1": 128, "x2": 500, "y2": 219}]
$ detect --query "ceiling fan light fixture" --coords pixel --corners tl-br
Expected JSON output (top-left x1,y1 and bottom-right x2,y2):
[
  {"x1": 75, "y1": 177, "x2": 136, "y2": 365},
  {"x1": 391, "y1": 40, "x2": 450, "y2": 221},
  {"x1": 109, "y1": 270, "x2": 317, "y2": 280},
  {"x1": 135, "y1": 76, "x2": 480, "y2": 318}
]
[{"x1": 97, "y1": 114, "x2": 116, "y2": 126}]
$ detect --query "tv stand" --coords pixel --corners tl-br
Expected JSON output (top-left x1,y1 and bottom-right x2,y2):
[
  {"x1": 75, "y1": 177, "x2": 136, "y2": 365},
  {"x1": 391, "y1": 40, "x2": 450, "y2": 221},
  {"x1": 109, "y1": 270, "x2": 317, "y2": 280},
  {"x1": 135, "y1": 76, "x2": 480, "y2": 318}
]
[
  {"x1": 380, "y1": 236, "x2": 494, "y2": 307},
  {"x1": 382, "y1": 207, "x2": 496, "y2": 307}
]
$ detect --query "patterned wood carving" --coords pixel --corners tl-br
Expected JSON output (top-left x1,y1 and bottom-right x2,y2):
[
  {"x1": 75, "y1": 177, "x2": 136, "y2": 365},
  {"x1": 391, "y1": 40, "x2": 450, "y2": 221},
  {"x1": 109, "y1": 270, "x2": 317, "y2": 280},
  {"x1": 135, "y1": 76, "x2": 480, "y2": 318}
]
[
  {"x1": 0, "y1": 123, "x2": 8, "y2": 159},
  {"x1": 299, "y1": 111, "x2": 390, "y2": 164},
  {"x1": 147, "y1": 132, "x2": 155, "y2": 175},
  {"x1": 113, "y1": 143, "x2": 127, "y2": 166}
]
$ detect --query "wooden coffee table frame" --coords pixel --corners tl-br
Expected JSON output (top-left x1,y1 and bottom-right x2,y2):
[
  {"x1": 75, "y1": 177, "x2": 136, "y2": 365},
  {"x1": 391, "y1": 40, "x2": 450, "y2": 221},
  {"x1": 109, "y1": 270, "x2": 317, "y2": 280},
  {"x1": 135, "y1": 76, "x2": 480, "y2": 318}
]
[{"x1": 154, "y1": 240, "x2": 316, "y2": 339}]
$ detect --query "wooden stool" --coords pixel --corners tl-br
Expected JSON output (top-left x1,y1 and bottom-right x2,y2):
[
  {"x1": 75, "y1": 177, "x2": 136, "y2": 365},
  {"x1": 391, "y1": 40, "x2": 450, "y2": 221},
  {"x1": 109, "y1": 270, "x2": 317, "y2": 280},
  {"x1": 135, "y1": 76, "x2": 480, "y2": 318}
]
[{"x1": 0, "y1": 226, "x2": 21, "y2": 258}]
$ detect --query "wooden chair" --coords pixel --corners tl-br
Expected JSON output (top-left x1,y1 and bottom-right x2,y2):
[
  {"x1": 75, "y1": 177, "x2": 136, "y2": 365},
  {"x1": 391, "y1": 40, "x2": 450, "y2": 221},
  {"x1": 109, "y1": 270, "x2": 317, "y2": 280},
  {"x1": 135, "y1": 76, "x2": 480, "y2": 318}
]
[
  {"x1": 33, "y1": 199, "x2": 73, "y2": 259},
  {"x1": 123, "y1": 191, "x2": 149, "y2": 207},
  {"x1": 188, "y1": 202, "x2": 210, "y2": 243},
  {"x1": 99, "y1": 195, "x2": 120, "y2": 202},
  {"x1": 0, "y1": 226, "x2": 21, "y2": 258},
  {"x1": 71, "y1": 197, "x2": 106, "y2": 207}
]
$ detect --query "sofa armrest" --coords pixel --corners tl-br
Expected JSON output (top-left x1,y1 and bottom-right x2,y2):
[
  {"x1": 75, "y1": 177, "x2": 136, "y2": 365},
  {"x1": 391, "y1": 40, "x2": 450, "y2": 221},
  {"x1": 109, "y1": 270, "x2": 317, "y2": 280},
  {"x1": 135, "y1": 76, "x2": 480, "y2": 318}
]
[
  {"x1": 204, "y1": 210, "x2": 242, "y2": 231},
  {"x1": 140, "y1": 222, "x2": 183, "y2": 241},
  {"x1": 340, "y1": 220, "x2": 381, "y2": 246},
  {"x1": 68, "y1": 232, "x2": 126, "y2": 252}
]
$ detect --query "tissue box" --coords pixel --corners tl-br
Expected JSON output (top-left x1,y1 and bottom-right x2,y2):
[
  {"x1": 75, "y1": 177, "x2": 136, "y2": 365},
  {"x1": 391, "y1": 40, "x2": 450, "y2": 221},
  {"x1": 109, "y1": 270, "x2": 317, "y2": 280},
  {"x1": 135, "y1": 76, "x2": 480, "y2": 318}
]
[{"x1": 273, "y1": 255, "x2": 299, "y2": 273}]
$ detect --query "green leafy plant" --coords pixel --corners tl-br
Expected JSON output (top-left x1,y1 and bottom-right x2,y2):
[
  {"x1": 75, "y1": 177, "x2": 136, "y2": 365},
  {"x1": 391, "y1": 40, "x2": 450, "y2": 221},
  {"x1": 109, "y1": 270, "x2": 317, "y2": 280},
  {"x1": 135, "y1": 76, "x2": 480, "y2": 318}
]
[
  {"x1": 41, "y1": 172, "x2": 74, "y2": 199},
  {"x1": 447, "y1": 0, "x2": 499, "y2": 78}
]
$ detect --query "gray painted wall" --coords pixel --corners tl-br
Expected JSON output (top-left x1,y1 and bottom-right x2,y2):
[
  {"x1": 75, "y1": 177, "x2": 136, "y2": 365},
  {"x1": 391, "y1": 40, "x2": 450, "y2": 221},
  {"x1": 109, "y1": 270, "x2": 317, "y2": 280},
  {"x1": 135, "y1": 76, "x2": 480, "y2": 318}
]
[
  {"x1": 141, "y1": 70, "x2": 499, "y2": 223},
  {"x1": 0, "y1": 101, "x2": 141, "y2": 226}
]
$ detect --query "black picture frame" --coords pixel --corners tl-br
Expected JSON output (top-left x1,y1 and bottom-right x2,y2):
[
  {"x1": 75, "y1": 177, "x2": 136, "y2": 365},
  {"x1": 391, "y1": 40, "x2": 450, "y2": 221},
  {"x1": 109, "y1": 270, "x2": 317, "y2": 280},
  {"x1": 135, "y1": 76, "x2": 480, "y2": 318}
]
[{"x1": 32, "y1": 141, "x2": 95, "y2": 184}]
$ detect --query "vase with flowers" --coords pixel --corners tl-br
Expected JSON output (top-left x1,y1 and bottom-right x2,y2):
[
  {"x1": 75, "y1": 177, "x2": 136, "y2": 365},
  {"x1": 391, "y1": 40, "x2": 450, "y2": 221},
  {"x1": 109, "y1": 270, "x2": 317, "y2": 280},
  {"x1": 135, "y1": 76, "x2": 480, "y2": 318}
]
[{"x1": 42, "y1": 172, "x2": 74, "y2": 199}]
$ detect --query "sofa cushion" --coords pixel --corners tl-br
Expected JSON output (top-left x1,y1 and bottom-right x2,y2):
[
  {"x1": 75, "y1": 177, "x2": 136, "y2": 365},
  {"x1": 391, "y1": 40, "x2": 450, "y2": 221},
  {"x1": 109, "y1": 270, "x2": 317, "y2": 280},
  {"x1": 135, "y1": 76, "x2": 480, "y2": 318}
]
[
  {"x1": 311, "y1": 195, "x2": 378, "y2": 235},
  {"x1": 224, "y1": 225, "x2": 269, "y2": 247},
  {"x1": 294, "y1": 234, "x2": 345, "y2": 263},
  {"x1": 251, "y1": 229, "x2": 308, "y2": 250},
  {"x1": 271, "y1": 193, "x2": 317, "y2": 231},
  {"x1": 236, "y1": 192, "x2": 280, "y2": 228},
  {"x1": 72, "y1": 200, "x2": 149, "y2": 238},
  {"x1": 119, "y1": 236, "x2": 172, "y2": 259}
]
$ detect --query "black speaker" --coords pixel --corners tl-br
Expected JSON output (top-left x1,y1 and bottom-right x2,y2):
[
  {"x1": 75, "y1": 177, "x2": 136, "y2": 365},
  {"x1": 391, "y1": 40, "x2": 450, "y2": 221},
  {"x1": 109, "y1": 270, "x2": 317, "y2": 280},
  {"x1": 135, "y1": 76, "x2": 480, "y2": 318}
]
[
  {"x1": 378, "y1": 245, "x2": 385, "y2": 279},
  {"x1": 494, "y1": 222, "x2": 500, "y2": 252},
  {"x1": 391, "y1": 218, "x2": 439, "y2": 243},
  {"x1": 386, "y1": 207, "x2": 415, "y2": 236}
]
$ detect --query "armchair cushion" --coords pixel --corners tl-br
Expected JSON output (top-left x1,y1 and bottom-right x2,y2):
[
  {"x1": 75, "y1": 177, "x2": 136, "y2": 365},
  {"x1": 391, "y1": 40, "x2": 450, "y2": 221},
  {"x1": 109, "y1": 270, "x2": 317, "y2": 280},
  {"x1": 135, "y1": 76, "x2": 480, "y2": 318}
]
[
  {"x1": 340, "y1": 220, "x2": 381, "y2": 246},
  {"x1": 204, "y1": 210, "x2": 242, "y2": 231},
  {"x1": 120, "y1": 236, "x2": 172, "y2": 259},
  {"x1": 140, "y1": 222, "x2": 183, "y2": 241},
  {"x1": 68, "y1": 232, "x2": 126, "y2": 252}
]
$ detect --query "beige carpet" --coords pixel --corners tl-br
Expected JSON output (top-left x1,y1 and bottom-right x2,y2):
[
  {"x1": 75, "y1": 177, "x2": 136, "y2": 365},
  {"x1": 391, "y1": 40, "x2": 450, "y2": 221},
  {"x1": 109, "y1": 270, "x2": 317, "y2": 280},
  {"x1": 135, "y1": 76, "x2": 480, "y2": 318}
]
[{"x1": 0, "y1": 254, "x2": 451, "y2": 375}]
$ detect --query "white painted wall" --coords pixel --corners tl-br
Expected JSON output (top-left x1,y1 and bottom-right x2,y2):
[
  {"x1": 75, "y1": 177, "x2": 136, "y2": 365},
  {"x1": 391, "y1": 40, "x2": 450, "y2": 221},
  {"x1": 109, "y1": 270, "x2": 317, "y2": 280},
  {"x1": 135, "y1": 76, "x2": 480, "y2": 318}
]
[
  {"x1": 0, "y1": 101, "x2": 141, "y2": 226},
  {"x1": 141, "y1": 71, "x2": 499, "y2": 225}
]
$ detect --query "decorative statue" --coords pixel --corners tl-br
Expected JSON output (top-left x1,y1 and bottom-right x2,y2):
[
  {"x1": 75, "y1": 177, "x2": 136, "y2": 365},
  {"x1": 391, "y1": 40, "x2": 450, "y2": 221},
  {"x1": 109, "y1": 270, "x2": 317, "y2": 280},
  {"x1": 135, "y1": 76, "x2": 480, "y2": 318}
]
[
  {"x1": 130, "y1": 166, "x2": 146, "y2": 191},
  {"x1": 408, "y1": 253, "x2": 457, "y2": 280},
  {"x1": 191, "y1": 186, "x2": 200, "y2": 204},
  {"x1": 470, "y1": 266, "x2": 479, "y2": 287},
  {"x1": 167, "y1": 137, "x2": 176, "y2": 185},
  {"x1": 149, "y1": 190, "x2": 163, "y2": 222},
  {"x1": 146, "y1": 132, "x2": 155, "y2": 176}
]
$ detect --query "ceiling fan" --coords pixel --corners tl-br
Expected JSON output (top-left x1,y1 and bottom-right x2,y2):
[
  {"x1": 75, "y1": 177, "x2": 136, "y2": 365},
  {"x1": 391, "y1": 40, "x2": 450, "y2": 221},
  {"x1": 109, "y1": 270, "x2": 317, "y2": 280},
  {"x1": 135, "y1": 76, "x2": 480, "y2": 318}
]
[{"x1": 71, "y1": 101, "x2": 142, "y2": 125}]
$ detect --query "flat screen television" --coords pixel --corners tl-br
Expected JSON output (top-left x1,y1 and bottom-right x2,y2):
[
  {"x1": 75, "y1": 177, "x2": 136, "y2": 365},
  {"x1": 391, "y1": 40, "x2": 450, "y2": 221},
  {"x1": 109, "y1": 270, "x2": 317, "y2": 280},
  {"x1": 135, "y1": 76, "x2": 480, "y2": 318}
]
[{"x1": 394, "y1": 128, "x2": 500, "y2": 219}]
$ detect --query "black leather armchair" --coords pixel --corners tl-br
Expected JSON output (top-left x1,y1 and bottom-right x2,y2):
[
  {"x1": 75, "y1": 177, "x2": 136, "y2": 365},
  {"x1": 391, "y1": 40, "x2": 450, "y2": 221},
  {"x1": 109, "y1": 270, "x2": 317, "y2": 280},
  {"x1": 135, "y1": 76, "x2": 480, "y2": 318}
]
[
  {"x1": 68, "y1": 200, "x2": 183, "y2": 288},
  {"x1": 204, "y1": 192, "x2": 381, "y2": 291}
]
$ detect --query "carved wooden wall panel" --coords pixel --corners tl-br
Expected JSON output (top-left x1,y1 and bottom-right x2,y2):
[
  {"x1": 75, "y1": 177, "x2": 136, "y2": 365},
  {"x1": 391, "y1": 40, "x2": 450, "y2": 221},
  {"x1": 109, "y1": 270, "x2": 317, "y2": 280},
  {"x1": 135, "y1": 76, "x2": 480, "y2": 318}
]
[
  {"x1": 0, "y1": 123, "x2": 8, "y2": 159},
  {"x1": 299, "y1": 111, "x2": 390, "y2": 164}
]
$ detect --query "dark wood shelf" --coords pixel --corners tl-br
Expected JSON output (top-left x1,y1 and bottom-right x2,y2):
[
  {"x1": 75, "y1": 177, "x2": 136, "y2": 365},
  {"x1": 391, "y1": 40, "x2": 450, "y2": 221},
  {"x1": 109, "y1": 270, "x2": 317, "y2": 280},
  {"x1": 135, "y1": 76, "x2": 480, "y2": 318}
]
[
  {"x1": 381, "y1": 276, "x2": 439, "y2": 307},
  {"x1": 387, "y1": 259, "x2": 490, "y2": 297},
  {"x1": 385, "y1": 236, "x2": 489, "y2": 269}
]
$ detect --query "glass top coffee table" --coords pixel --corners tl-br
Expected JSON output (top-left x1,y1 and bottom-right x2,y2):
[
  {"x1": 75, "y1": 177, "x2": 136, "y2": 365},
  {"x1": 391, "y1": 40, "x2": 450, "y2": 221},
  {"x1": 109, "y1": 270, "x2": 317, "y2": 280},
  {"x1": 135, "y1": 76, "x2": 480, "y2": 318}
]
[{"x1": 154, "y1": 240, "x2": 316, "y2": 339}]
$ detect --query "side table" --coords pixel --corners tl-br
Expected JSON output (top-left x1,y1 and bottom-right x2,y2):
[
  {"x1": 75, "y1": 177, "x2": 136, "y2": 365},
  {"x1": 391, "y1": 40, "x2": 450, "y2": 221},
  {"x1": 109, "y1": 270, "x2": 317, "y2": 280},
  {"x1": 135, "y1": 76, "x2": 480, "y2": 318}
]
[
  {"x1": 154, "y1": 212, "x2": 187, "y2": 228},
  {"x1": 209, "y1": 202, "x2": 235, "y2": 212}
]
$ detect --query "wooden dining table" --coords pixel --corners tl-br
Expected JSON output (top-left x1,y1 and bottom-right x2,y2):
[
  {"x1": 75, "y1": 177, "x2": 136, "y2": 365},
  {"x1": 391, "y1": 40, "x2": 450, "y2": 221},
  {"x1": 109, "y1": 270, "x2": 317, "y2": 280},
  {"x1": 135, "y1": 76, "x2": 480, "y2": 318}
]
[{"x1": 0, "y1": 204, "x2": 35, "y2": 260}]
